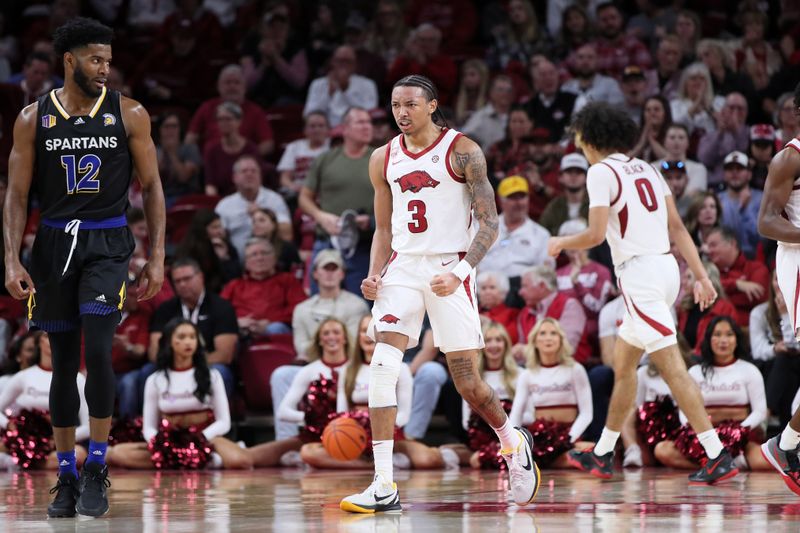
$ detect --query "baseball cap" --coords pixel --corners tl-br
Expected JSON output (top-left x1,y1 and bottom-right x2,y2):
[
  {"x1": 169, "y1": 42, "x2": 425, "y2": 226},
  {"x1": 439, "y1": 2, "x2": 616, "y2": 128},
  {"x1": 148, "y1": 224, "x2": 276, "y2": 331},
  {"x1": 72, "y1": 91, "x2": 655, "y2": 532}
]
[
  {"x1": 723, "y1": 151, "x2": 749, "y2": 168},
  {"x1": 558, "y1": 219, "x2": 588, "y2": 236},
  {"x1": 497, "y1": 176, "x2": 529, "y2": 198},
  {"x1": 750, "y1": 123, "x2": 776, "y2": 143},
  {"x1": 560, "y1": 153, "x2": 589, "y2": 172},
  {"x1": 621, "y1": 65, "x2": 645, "y2": 81},
  {"x1": 313, "y1": 249, "x2": 345, "y2": 270}
]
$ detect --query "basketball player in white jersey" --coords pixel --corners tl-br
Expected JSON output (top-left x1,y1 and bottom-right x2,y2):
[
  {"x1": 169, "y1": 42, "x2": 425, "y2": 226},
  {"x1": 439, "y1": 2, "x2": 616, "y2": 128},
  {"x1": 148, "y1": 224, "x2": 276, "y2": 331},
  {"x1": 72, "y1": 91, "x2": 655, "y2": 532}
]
[
  {"x1": 340, "y1": 75, "x2": 540, "y2": 513},
  {"x1": 757, "y1": 84, "x2": 800, "y2": 495},
  {"x1": 547, "y1": 102, "x2": 738, "y2": 484}
]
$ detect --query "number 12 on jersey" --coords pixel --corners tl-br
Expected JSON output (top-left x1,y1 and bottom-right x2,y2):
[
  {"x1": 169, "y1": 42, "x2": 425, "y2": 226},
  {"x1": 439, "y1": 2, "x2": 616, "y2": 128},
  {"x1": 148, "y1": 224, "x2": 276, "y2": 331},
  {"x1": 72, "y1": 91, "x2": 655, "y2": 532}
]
[{"x1": 61, "y1": 154, "x2": 101, "y2": 194}]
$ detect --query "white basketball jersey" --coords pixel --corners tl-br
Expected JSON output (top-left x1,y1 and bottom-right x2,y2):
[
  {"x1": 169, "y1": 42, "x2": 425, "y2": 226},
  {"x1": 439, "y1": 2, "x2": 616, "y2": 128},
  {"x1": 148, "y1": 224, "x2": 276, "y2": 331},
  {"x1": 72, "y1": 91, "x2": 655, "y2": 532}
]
[
  {"x1": 586, "y1": 153, "x2": 671, "y2": 267},
  {"x1": 384, "y1": 129, "x2": 473, "y2": 255},
  {"x1": 779, "y1": 138, "x2": 800, "y2": 247}
]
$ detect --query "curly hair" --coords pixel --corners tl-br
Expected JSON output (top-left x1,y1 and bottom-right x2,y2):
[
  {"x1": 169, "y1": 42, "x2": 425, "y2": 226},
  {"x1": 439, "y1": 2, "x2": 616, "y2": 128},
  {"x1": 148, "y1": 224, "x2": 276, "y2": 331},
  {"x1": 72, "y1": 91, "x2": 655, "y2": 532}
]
[
  {"x1": 155, "y1": 319, "x2": 212, "y2": 403},
  {"x1": 570, "y1": 102, "x2": 639, "y2": 154},
  {"x1": 698, "y1": 315, "x2": 751, "y2": 379},
  {"x1": 53, "y1": 17, "x2": 114, "y2": 57}
]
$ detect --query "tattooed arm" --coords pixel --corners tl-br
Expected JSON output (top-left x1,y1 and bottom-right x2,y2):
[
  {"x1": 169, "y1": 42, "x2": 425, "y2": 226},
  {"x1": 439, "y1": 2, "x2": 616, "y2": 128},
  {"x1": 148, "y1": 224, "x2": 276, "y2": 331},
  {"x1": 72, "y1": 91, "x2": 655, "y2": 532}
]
[{"x1": 430, "y1": 135, "x2": 499, "y2": 297}]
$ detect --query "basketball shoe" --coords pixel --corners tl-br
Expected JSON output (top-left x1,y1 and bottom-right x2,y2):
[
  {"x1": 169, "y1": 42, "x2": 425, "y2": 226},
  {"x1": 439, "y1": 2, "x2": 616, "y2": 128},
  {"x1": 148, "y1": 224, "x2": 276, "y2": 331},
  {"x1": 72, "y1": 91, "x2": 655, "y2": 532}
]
[
  {"x1": 340, "y1": 473, "x2": 402, "y2": 513},
  {"x1": 566, "y1": 447, "x2": 614, "y2": 479},
  {"x1": 76, "y1": 462, "x2": 110, "y2": 517},
  {"x1": 688, "y1": 450, "x2": 739, "y2": 485},
  {"x1": 761, "y1": 436, "x2": 800, "y2": 495},
  {"x1": 47, "y1": 472, "x2": 80, "y2": 518},
  {"x1": 501, "y1": 427, "x2": 541, "y2": 505}
]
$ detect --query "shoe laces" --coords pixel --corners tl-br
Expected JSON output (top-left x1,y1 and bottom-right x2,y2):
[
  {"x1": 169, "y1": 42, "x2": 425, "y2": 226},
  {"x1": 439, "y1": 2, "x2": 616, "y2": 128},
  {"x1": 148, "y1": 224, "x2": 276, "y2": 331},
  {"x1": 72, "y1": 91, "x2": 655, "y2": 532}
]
[
  {"x1": 49, "y1": 477, "x2": 76, "y2": 495},
  {"x1": 83, "y1": 469, "x2": 111, "y2": 491}
]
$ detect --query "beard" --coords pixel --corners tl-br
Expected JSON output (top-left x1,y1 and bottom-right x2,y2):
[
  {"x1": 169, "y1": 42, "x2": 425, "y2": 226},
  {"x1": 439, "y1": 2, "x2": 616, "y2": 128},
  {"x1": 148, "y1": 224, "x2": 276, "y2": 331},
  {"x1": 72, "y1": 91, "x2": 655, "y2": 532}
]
[
  {"x1": 726, "y1": 181, "x2": 747, "y2": 192},
  {"x1": 74, "y1": 65, "x2": 101, "y2": 98}
]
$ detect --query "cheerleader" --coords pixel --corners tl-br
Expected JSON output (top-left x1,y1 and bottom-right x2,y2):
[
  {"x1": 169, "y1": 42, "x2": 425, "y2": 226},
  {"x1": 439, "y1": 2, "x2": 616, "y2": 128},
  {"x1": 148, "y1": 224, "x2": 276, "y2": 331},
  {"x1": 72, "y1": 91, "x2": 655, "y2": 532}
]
[
  {"x1": 0, "y1": 331, "x2": 89, "y2": 468},
  {"x1": 247, "y1": 317, "x2": 351, "y2": 467},
  {"x1": 509, "y1": 318, "x2": 594, "y2": 468},
  {"x1": 301, "y1": 315, "x2": 445, "y2": 469},
  {"x1": 108, "y1": 319, "x2": 252, "y2": 469},
  {"x1": 655, "y1": 316, "x2": 770, "y2": 470}
]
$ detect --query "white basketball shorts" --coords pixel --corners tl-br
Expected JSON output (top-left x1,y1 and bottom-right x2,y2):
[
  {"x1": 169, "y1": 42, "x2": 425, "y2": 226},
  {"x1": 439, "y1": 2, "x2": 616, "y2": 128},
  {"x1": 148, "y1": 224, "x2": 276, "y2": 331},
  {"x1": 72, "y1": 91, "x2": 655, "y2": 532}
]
[
  {"x1": 776, "y1": 244, "x2": 800, "y2": 339},
  {"x1": 369, "y1": 252, "x2": 484, "y2": 353}
]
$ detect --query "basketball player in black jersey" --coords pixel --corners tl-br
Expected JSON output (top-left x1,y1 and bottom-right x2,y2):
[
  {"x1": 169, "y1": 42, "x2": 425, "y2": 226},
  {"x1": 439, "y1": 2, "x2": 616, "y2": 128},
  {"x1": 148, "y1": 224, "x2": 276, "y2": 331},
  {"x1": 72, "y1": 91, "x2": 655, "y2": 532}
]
[{"x1": 3, "y1": 18, "x2": 165, "y2": 518}]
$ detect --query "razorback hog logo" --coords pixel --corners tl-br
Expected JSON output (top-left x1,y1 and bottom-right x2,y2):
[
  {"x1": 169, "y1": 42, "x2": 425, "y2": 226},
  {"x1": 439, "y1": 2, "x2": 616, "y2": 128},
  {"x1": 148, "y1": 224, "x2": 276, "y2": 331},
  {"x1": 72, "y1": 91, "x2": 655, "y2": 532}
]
[
  {"x1": 395, "y1": 170, "x2": 440, "y2": 193},
  {"x1": 380, "y1": 314, "x2": 400, "y2": 324}
]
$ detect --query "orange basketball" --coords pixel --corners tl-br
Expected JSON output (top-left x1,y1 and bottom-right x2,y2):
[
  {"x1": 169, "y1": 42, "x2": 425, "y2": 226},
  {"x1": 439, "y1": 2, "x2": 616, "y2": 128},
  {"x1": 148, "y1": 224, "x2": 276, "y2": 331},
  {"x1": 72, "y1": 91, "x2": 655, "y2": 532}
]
[{"x1": 322, "y1": 417, "x2": 368, "y2": 461}]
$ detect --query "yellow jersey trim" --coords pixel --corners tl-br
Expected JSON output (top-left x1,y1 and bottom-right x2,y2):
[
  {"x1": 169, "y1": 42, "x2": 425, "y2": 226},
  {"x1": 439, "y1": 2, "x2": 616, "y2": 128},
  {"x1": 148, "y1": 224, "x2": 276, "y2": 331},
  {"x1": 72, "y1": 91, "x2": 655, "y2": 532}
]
[
  {"x1": 49, "y1": 90, "x2": 70, "y2": 119},
  {"x1": 88, "y1": 86, "x2": 106, "y2": 118}
]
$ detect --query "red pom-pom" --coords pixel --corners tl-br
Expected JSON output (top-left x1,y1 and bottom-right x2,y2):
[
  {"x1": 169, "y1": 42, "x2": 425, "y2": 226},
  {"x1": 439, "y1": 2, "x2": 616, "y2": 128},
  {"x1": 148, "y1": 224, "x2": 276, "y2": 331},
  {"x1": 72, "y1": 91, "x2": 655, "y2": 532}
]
[
  {"x1": 637, "y1": 396, "x2": 681, "y2": 448},
  {"x1": 147, "y1": 420, "x2": 213, "y2": 469},
  {"x1": 298, "y1": 374, "x2": 338, "y2": 443},
  {"x1": 2, "y1": 409, "x2": 53, "y2": 469},
  {"x1": 674, "y1": 420, "x2": 751, "y2": 462},
  {"x1": 526, "y1": 418, "x2": 572, "y2": 467},
  {"x1": 466, "y1": 399, "x2": 513, "y2": 470},
  {"x1": 109, "y1": 417, "x2": 145, "y2": 445}
]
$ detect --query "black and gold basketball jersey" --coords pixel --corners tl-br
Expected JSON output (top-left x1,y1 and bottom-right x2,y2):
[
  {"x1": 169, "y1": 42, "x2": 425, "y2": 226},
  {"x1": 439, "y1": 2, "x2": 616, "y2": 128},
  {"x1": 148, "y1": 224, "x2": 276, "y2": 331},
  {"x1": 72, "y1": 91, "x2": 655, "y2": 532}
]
[{"x1": 34, "y1": 87, "x2": 131, "y2": 220}]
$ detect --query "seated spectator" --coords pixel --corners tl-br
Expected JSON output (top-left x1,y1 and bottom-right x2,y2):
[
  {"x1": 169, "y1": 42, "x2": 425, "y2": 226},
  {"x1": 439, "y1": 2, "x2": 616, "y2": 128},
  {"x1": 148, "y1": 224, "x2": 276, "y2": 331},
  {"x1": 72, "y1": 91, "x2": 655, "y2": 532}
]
[
  {"x1": 216, "y1": 155, "x2": 292, "y2": 260},
  {"x1": 343, "y1": 13, "x2": 388, "y2": 94},
  {"x1": 556, "y1": 219, "x2": 614, "y2": 348},
  {"x1": 524, "y1": 57, "x2": 576, "y2": 141},
  {"x1": 718, "y1": 151, "x2": 763, "y2": 259},
  {"x1": 733, "y1": 11, "x2": 782, "y2": 92},
  {"x1": 748, "y1": 124, "x2": 776, "y2": 190},
  {"x1": 631, "y1": 95, "x2": 671, "y2": 162},
  {"x1": 221, "y1": 238, "x2": 306, "y2": 337},
  {"x1": 202, "y1": 102, "x2": 262, "y2": 197},
  {"x1": 697, "y1": 93, "x2": 750, "y2": 188},
  {"x1": 669, "y1": 63, "x2": 723, "y2": 137},
  {"x1": 619, "y1": 65, "x2": 648, "y2": 125},
  {"x1": 751, "y1": 272, "x2": 796, "y2": 370},
  {"x1": 539, "y1": 154, "x2": 590, "y2": 236},
  {"x1": 185, "y1": 64, "x2": 275, "y2": 158},
  {"x1": 564, "y1": 43, "x2": 624, "y2": 112},
  {"x1": 674, "y1": 10, "x2": 701, "y2": 65},
  {"x1": 477, "y1": 271, "x2": 520, "y2": 344},
  {"x1": 304, "y1": 45, "x2": 377, "y2": 127},
  {"x1": 155, "y1": 0, "x2": 224, "y2": 56},
  {"x1": 479, "y1": 176, "x2": 551, "y2": 278},
  {"x1": 512, "y1": 128, "x2": 561, "y2": 220},
  {"x1": 0, "y1": 332, "x2": 38, "y2": 394},
  {"x1": 486, "y1": 0, "x2": 551, "y2": 74},
  {"x1": 250, "y1": 208, "x2": 301, "y2": 273},
  {"x1": 654, "y1": 124, "x2": 707, "y2": 195},
  {"x1": 645, "y1": 35, "x2": 683, "y2": 100},
  {"x1": 155, "y1": 112, "x2": 202, "y2": 204},
  {"x1": 114, "y1": 273, "x2": 152, "y2": 418},
  {"x1": 240, "y1": 7, "x2": 309, "y2": 107},
  {"x1": 144, "y1": 258, "x2": 239, "y2": 399},
  {"x1": 405, "y1": 0, "x2": 477, "y2": 55},
  {"x1": 487, "y1": 107, "x2": 537, "y2": 185},
  {"x1": 591, "y1": 2, "x2": 652, "y2": 80},
  {"x1": 551, "y1": 4, "x2": 592, "y2": 60},
  {"x1": 659, "y1": 160, "x2": 693, "y2": 217},
  {"x1": 277, "y1": 111, "x2": 330, "y2": 199},
  {"x1": 363, "y1": 0, "x2": 409, "y2": 66},
  {"x1": 774, "y1": 92, "x2": 799, "y2": 147},
  {"x1": 175, "y1": 209, "x2": 242, "y2": 294},
  {"x1": 697, "y1": 39, "x2": 755, "y2": 104},
  {"x1": 9, "y1": 50, "x2": 55, "y2": 105},
  {"x1": 677, "y1": 261, "x2": 737, "y2": 355},
  {"x1": 704, "y1": 227, "x2": 769, "y2": 328},
  {"x1": 515, "y1": 265, "x2": 589, "y2": 364},
  {"x1": 685, "y1": 192, "x2": 722, "y2": 250},
  {"x1": 387, "y1": 24, "x2": 458, "y2": 106},
  {"x1": 462, "y1": 75, "x2": 515, "y2": 152},
  {"x1": 291, "y1": 250, "x2": 369, "y2": 358},
  {"x1": 452, "y1": 58, "x2": 489, "y2": 127}
]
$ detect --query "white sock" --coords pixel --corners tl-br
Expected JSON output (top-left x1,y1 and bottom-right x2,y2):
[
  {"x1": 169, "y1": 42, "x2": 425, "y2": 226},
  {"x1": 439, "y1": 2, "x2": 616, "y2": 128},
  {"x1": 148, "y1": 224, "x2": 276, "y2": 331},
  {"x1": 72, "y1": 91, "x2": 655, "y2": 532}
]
[
  {"x1": 493, "y1": 418, "x2": 522, "y2": 451},
  {"x1": 780, "y1": 425, "x2": 800, "y2": 451},
  {"x1": 697, "y1": 429, "x2": 724, "y2": 460},
  {"x1": 593, "y1": 428, "x2": 620, "y2": 456},
  {"x1": 372, "y1": 440, "x2": 394, "y2": 486}
]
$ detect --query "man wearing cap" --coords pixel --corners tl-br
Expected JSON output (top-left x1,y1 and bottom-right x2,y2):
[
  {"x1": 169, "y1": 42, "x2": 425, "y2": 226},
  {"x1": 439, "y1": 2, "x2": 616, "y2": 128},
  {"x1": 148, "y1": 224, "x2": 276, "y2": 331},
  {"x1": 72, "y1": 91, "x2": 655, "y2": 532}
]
[
  {"x1": 619, "y1": 65, "x2": 648, "y2": 125},
  {"x1": 461, "y1": 75, "x2": 515, "y2": 152},
  {"x1": 749, "y1": 123, "x2": 777, "y2": 189},
  {"x1": 698, "y1": 93, "x2": 750, "y2": 187},
  {"x1": 660, "y1": 160, "x2": 693, "y2": 217},
  {"x1": 540, "y1": 154, "x2": 590, "y2": 236},
  {"x1": 719, "y1": 150, "x2": 763, "y2": 258},
  {"x1": 564, "y1": 43, "x2": 624, "y2": 113},
  {"x1": 480, "y1": 176, "x2": 552, "y2": 279}
]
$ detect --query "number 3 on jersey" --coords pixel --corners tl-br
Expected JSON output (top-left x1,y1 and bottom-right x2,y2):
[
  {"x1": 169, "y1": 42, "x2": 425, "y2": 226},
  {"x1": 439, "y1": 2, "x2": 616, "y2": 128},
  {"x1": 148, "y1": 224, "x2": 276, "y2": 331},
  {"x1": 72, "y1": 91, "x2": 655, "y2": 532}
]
[
  {"x1": 61, "y1": 154, "x2": 101, "y2": 194},
  {"x1": 407, "y1": 199, "x2": 428, "y2": 233}
]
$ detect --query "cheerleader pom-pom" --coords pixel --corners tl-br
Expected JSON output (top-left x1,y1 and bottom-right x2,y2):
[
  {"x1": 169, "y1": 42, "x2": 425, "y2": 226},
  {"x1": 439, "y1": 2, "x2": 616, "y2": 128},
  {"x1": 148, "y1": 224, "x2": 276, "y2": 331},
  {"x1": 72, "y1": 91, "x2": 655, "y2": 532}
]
[
  {"x1": 715, "y1": 420, "x2": 750, "y2": 458},
  {"x1": 527, "y1": 419, "x2": 572, "y2": 467},
  {"x1": 637, "y1": 396, "x2": 681, "y2": 447},
  {"x1": 466, "y1": 399, "x2": 513, "y2": 452},
  {"x1": 298, "y1": 375, "x2": 338, "y2": 443},
  {"x1": 673, "y1": 425, "x2": 705, "y2": 463},
  {"x1": 2, "y1": 409, "x2": 53, "y2": 469},
  {"x1": 477, "y1": 441, "x2": 506, "y2": 470},
  {"x1": 148, "y1": 420, "x2": 213, "y2": 469},
  {"x1": 109, "y1": 416, "x2": 145, "y2": 445}
]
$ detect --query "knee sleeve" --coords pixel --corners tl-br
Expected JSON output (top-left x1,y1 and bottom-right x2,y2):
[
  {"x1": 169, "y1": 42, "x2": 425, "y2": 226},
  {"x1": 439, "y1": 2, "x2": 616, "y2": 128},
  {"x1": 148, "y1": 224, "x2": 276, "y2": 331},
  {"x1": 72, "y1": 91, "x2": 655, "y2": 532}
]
[
  {"x1": 82, "y1": 314, "x2": 119, "y2": 419},
  {"x1": 368, "y1": 343, "x2": 404, "y2": 408}
]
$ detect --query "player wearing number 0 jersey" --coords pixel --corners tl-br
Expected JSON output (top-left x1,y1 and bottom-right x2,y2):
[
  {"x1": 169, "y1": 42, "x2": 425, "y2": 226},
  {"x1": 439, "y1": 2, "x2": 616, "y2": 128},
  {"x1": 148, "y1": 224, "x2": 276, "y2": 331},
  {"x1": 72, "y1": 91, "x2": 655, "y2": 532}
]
[
  {"x1": 341, "y1": 75, "x2": 540, "y2": 515},
  {"x1": 548, "y1": 102, "x2": 739, "y2": 485},
  {"x1": 757, "y1": 83, "x2": 800, "y2": 495}
]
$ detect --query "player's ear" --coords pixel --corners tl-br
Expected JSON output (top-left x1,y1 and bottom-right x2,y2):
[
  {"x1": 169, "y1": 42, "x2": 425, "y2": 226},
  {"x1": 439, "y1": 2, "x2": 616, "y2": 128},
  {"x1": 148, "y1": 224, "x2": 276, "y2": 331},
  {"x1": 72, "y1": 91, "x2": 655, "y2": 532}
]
[
  {"x1": 429, "y1": 98, "x2": 437, "y2": 116},
  {"x1": 63, "y1": 51, "x2": 75, "y2": 70}
]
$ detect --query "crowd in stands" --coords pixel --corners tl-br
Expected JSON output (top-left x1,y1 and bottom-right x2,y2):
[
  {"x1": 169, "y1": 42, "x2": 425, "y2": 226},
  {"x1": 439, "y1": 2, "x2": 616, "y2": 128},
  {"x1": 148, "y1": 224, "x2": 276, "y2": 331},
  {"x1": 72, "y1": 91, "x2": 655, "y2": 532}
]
[{"x1": 0, "y1": 0, "x2": 797, "y2": 470}]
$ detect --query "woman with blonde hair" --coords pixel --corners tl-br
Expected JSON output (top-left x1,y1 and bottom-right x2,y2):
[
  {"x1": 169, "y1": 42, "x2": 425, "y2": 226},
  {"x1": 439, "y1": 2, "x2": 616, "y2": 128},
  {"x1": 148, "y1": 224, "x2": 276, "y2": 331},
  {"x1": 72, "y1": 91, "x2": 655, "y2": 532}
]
[
  {"x1": 453, "y1": 59, "x2": 489, "y2": 126},
  {"x1": 670, "y1": 62, "x2": 724, "y2": 136},
  {"x1": 510, "y1": 318, "x2": 594, "y2": 469}
]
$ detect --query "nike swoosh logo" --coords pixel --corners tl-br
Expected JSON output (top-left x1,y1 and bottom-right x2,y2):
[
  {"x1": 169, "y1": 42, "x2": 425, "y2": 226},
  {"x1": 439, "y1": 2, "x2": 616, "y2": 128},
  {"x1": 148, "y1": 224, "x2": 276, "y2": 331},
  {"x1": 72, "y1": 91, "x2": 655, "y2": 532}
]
[
  {"x1": 706, "y1": 459, "x2": 721, "y2": 475},
  {"x1": 521, "y1": 452, "x2": 532, "y2": 471},
  {"x1": 442, "y1": 259, "x2": 455, "y2": 266},
  {"x1": 592, "y1": 455, "x2": 606, "y2": 468},
  {"x1": 375, "y1": 492, "x2": 395, "y2": 502}
]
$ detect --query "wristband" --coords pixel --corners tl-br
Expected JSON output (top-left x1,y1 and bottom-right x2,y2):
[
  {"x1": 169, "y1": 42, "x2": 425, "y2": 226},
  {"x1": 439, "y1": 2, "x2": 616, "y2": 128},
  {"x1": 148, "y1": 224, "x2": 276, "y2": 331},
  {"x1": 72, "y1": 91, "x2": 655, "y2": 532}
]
[{"x1": 451, "y1": 260, "x2": 473, "y2": 282}]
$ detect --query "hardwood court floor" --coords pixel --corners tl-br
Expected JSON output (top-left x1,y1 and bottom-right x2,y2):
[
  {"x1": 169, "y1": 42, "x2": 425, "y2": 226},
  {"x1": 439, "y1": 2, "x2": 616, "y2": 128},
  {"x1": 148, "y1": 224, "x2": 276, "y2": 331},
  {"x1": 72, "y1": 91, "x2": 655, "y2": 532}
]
[{"x1": 0, "y1": 468, "x2": 797, "y2": 532}]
